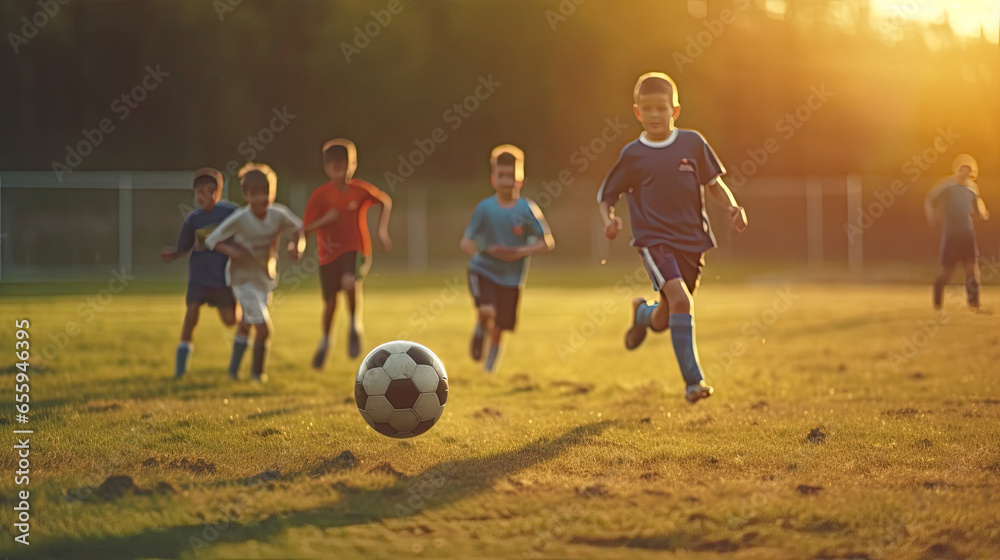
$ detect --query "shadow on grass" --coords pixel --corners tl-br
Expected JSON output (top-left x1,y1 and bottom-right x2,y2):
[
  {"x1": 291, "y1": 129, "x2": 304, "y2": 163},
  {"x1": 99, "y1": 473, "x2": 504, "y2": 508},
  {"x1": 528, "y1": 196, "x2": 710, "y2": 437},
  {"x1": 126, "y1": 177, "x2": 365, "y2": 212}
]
[{"x1": 24, "y1": 420, "x2": 614, "y2": 559}]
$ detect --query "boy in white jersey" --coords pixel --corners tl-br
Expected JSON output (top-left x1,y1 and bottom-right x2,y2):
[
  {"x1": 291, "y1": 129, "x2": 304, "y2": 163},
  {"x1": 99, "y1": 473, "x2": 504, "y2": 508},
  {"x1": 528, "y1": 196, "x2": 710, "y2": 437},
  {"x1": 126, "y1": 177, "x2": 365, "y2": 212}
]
[{"x1": 206, "y1": 163, "x2": 304, "y2": 382}]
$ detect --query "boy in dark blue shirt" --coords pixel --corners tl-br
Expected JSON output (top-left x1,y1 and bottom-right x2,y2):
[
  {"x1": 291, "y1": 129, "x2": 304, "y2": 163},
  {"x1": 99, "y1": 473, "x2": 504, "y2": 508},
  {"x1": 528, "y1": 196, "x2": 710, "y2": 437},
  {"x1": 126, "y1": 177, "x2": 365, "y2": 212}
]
[
  {"x1": 598, "y1": 72, "x2": 747, "y2": 404},
  {"x1": 460, "y1": 145, "x2": 555, "y2": 373},
  {"x1": 925, "y1": 154, "x2": 989, "y2": 311},
  {"x1": 161, "y1": 168, "x2": 240, "y2": 378}
]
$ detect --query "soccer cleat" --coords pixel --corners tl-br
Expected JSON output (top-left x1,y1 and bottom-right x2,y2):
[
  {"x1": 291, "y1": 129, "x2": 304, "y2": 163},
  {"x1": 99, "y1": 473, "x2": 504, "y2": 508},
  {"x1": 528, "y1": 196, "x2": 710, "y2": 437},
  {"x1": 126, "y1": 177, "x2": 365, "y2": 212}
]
[
  {"x1": 251, "y1": 372, "x2": 269, "y2": 383},
  {"x1": 685, "y1": 382, "x2": 714, "y2": 404},
  {"x1": 470, "y1": 325, "x2": 485, "y2": 361},
  {"x1": 348, "y1": 328, "x2": 362, "y2": 359},
  {"x1": 312, "y1": 341, "x2": 329, "y2": 371},
  {"x1": 625, "y1": 298, "x2": 649, "y2": 350}
]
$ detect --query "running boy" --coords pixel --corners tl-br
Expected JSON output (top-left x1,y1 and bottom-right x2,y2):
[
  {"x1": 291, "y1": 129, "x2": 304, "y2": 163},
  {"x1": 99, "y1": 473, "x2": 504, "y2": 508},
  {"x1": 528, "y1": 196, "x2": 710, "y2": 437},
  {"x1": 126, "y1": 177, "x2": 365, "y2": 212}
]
[
  {"x1": 460, "y1": 145, "x2": 555, "y2": 373},
  {"x1": 206, "y1": 163, "x2": 304, "y2": 382},
  {"x1": 303, "y1": 138, "x2": 393, "y2": 369},
  {"x1": 161, "y1": 168, "x2": 240, "y2": 378},
  {"x1": 925, "y1": 154, "x2": 989, "y2": 311},
  {"x1": 597, "y1": 72, "x2": 747, "y2": 404}
]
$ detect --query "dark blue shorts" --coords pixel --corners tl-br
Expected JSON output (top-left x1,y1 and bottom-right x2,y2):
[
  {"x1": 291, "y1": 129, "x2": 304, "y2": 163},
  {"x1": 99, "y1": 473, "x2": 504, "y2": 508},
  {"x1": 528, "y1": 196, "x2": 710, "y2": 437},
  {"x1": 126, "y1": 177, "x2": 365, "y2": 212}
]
[
  {"x1": 639, "y1": 244, "x2": 705, "y2": 295},
  {"x1": 187, "y1": 283, "x2": 237, "y2": 309},
  {"x1": 468, "y1": 271, "x2": 520, "y2": 331},
  {"x1": 940, "y1": 236, "x2": 978, "y2": 267}
]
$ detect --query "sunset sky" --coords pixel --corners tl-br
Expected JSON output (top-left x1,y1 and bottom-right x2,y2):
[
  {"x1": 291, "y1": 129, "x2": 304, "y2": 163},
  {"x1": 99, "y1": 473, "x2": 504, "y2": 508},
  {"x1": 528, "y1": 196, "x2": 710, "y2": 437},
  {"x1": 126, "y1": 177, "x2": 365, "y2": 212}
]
[{"x1": 870, "y1": 0, "x2": 999, "y2": 42}]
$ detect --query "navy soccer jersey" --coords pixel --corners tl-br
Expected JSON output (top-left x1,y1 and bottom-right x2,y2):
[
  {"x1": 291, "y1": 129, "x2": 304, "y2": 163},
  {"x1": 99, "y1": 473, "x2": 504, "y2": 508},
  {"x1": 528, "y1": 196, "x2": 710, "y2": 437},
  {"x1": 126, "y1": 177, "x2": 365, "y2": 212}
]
[
  {"x1": 176, "y1": 201, "x2": 238, "y2": 288},
  {"x1": 927, "y1": 181, "x2": 979, "y2": 240},
  {"x1": 464, "y1": 196, "x2": 550, "y2": 287},
  {"x1": 597, "y1": 129, "x2": 725, "y2": 253}
]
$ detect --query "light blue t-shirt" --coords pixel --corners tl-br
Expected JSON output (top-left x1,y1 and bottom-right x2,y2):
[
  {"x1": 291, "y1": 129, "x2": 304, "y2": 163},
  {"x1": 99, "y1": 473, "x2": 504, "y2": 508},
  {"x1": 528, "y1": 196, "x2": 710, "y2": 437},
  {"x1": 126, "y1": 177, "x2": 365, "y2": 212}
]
[{"x1": 464, "y1": 196, "x2": 550, "y2": 287}]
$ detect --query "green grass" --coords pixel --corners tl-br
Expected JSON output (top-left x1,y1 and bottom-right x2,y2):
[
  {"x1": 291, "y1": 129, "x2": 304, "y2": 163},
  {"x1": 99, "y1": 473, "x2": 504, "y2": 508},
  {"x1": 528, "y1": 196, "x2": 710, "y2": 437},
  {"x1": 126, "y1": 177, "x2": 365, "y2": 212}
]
[{"x1": 1, "y1": 271, "x2": 999, "y2": 559}]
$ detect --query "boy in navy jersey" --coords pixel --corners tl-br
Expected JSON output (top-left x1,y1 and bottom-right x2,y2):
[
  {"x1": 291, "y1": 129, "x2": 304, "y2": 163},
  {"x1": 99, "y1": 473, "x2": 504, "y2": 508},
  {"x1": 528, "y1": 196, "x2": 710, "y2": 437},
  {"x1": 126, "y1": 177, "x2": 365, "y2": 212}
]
[
  {"x1": 460, "y1": 145, "x2": 555, "y2": 373},
  {"x1": 925, "y1": 154, "x2": 989, "y2": 311},
  {"x1": 161, "y1": 168, "x2": 240, "y2": 378},
  {"x1": 597, "y1": 72, "x2": 747, "y2": 404}
]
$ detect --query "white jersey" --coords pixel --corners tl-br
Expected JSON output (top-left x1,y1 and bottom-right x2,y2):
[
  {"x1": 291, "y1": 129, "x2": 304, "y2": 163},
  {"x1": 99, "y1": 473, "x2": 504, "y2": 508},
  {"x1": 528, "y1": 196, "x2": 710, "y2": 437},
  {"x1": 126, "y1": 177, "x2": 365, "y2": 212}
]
[{"x1": 205, "y1": 203, "x2": 302, "y2": 290}]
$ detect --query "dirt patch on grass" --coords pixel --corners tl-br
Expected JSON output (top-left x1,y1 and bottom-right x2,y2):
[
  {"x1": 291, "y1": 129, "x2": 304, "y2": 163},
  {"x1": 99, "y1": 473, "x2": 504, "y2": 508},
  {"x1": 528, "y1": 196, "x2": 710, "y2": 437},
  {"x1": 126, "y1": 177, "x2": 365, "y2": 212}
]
[
  {"x1": 576, "y1": 483, "x2": 610, "y2": 498},
  {"x1": 571, "y1": 532, "x2": 752, "y2": 552},
  {"x1": 257, "y1": 428, "x2": 281, "y2": 437},
  {"x1": 474, "y1": 407, "x2": 503, "y2": 419},
  {"x1": 883, "y1": 408, "x2": 930, "y2": 417},
  {"x1": 312, "y1": 451, "x2": 359, "y2": 476},
  {"x1": 797, "y1": 485, "x2": 824, "y2": 495},
  {"x1": 369, "y1": 462, "x2": 407, "y2": 479},
  {"x1": 239, "y1": 469, "x2": 281, "y2": 485},
  {"x1": 807, "y1": 427, "x2": 826, "y2": 444},
  {"x1": 551, "y1": 380, "x2": 594, "y2": 395},
  {"x1": 167, "y1": 457, "x2": 216, "y2": 475},
  {"x1": 922, "y1": 543, "x2": 966, "y2": 559}
]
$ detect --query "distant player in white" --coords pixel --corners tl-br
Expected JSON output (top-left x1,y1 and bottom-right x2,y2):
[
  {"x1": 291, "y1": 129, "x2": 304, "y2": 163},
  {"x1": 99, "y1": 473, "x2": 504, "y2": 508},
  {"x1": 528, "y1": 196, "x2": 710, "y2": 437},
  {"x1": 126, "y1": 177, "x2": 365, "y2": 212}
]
[{"x1": 206, "y1": 163, "x2": 304, "y2": 382}]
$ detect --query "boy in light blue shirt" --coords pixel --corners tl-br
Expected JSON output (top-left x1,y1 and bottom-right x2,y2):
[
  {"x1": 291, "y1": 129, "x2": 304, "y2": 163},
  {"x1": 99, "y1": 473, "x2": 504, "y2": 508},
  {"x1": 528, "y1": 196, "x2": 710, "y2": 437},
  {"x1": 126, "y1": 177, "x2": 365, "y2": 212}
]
[{"x1": 460, "y1": 145, "x2": 555, "y2": 373}]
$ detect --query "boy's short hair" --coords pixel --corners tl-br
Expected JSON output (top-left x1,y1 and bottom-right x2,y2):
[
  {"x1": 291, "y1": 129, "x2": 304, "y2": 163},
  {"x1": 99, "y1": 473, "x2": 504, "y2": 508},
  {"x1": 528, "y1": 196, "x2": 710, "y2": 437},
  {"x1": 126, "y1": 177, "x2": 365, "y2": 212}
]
[
  {"x1": 633, "y1": 72, "x2": 680, "y2": 106},
  {"x1": 193, "y1": 167, "x2": 223, "y2": 192},
  {"x1": 322, "y1": 138, "x2": 357, "y2": 167},
  {"x1": 490, "y1": 144, "x2": 525, "y2": 182},
  {"x1": 953, "y1": 154, "x2": 978, "y2": 179},
  {"x1": 238, "y1": 162, "x2": 277, "y2": 202}
]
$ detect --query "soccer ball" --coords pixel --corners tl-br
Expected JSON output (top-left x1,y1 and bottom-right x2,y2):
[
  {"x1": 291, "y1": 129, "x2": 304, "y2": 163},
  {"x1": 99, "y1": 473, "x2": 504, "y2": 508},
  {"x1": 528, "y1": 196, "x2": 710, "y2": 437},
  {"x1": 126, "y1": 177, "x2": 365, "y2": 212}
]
[{"x1": 355, "y1": 341, "x2": 449, "y2": 438}]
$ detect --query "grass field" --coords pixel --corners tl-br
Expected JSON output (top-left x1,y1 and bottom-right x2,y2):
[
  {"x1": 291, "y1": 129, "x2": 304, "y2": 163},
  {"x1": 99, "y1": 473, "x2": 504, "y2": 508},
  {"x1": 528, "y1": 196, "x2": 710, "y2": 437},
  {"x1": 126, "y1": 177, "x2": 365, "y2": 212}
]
[{"x1": 2, "y1": 269, "x2": 999, "y2": 560}]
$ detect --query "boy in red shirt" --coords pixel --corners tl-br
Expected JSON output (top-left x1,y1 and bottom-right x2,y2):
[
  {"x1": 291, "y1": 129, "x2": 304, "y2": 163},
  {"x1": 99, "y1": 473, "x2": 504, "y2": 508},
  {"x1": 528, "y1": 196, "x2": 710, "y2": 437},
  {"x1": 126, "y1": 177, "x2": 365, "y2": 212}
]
[{"x1": 303, "y1": 138, "x2": 393, "y2": 369}]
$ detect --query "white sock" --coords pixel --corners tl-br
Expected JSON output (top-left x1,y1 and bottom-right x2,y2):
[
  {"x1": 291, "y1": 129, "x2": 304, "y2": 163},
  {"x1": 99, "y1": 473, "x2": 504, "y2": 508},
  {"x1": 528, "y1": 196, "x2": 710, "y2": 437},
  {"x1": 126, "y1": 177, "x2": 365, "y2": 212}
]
[{"x1": 178, "y1": 341, "x2": 193, "y2": 351}]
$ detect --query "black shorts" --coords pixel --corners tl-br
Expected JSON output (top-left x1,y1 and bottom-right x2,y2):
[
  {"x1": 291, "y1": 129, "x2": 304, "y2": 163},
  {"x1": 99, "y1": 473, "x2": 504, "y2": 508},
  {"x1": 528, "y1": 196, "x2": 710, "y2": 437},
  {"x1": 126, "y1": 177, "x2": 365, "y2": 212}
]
[
  {"x1": 186, "y1": 283, "x2": 237, "y2": 309},
  {"x1": 468, "y1": 271, "x2": 520, "y2": 331},
  {"x1": 320, "y1": 251, "x2": 367, "y2": 299},
  {"x1": 639, "y1": 244, "x2": 705, "y2": 295},
  {"x1": 940, "y1": 236, "x2": 978, "y2": 267}
]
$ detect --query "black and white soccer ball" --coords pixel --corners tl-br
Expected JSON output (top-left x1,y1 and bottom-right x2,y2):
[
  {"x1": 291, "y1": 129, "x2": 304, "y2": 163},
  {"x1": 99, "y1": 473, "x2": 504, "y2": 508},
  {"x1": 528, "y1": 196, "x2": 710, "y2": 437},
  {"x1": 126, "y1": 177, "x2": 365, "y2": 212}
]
[{"x1": 355, "y1": 341, "x2": 449, "y2": 438}]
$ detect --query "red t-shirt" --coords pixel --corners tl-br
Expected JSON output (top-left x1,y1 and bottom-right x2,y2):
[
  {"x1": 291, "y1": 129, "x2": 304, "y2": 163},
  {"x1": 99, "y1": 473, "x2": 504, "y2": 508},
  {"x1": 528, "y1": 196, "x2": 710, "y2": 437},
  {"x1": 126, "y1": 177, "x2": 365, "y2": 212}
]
[{"x1": 303, "y1": 179, "x2": 388, "y2": 265}]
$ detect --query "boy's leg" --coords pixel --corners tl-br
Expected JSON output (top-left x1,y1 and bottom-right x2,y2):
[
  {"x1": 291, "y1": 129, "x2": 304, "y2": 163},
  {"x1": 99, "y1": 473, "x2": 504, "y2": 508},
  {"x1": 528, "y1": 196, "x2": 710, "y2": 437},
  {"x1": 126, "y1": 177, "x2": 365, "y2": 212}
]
[
  {"x1": 230, "y1": 283, "x2": 265, "y2": 380},
  {"x1": 484, "y1": 284, "x2": 518, "y2": 374},
  {"x1": 215, "y1": 289, "x2": 239, "y2": 327},
  {"x1": 344, "y1": 273, "x2": 362, "y2": 358},
  {"x1": 468, "y1": 272, "x2": 491, "y2": 361},
  {"x1": 175, "y1": 302, "x2": 201, "y2": 378},
  {"x1": 964, "y1": 259, "x2": 981, "y2": 309},
  {"x1": 627, "y1": 247, "x2": 703, "y2": 349},
  {"x1": 661, "y1": 278, "x2": 712, "y2": 403},
  {"x1": 314, "y1": 260, "x2": 340, "y2": 370},
  {"x1": 249, "y1": 290, "x2": 273, "y2": 383},
  {"x1": 933, "y1": 263, "x2": 956, "y2": 309},
  {"x1": 229, "y1": 320, "x2": 251, "y2": 380}
]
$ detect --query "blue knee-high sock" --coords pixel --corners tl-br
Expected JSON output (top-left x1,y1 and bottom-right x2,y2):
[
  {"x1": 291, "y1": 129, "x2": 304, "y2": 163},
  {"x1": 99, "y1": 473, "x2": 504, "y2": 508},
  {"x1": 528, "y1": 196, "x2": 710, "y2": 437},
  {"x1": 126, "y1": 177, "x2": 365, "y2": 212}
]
[
  {"x1": 669, "y1": 314, "x2": 704, "y2": 387},
  {"x1": 636, "y1": 302, "x2": 656, "y2": 328},
  {"x1": 175, "y1": 342, "x2": 192, "y2": 377},
  {"x1": 229, "y1": 335, "x2": 248, "y2": 377}
]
